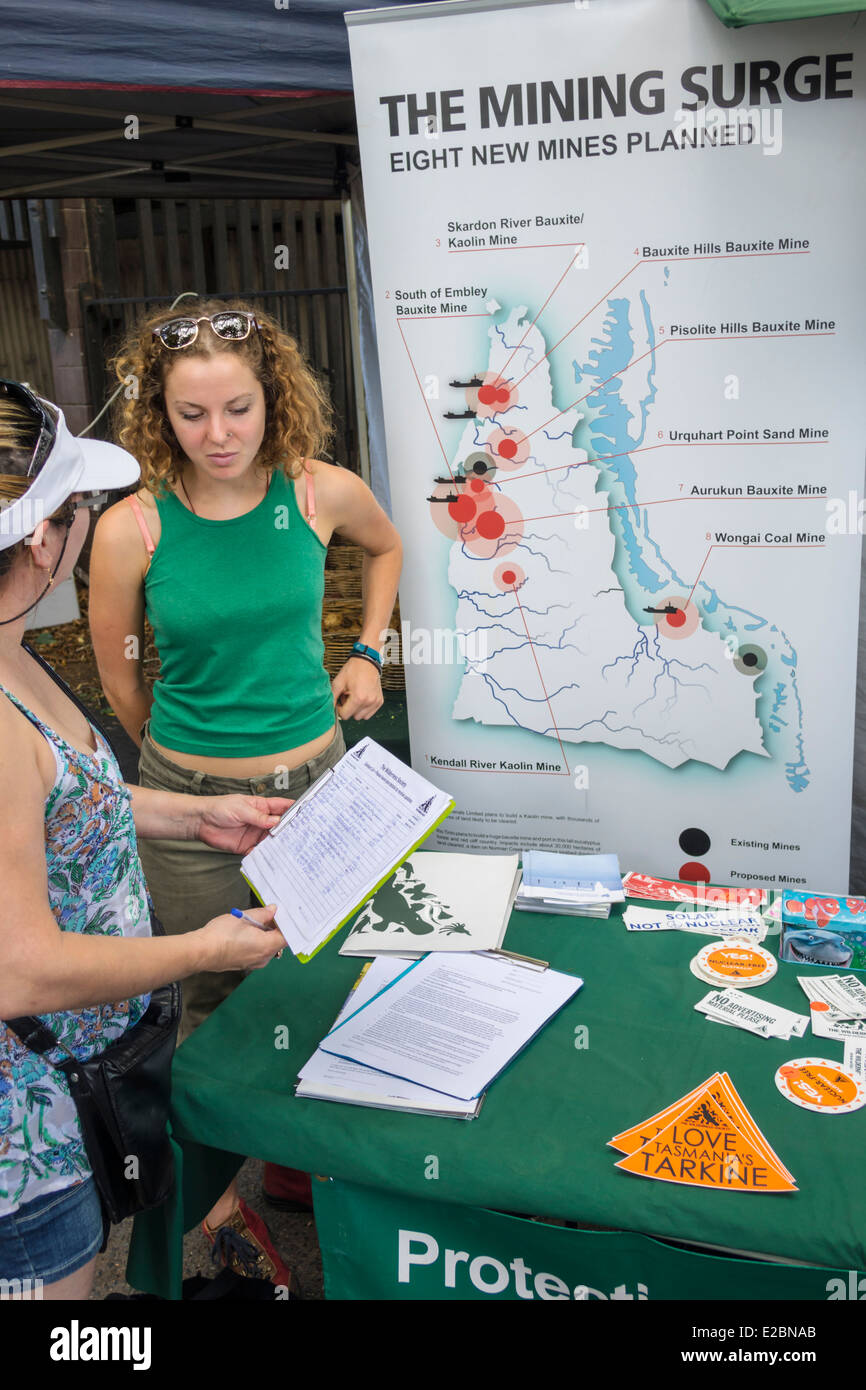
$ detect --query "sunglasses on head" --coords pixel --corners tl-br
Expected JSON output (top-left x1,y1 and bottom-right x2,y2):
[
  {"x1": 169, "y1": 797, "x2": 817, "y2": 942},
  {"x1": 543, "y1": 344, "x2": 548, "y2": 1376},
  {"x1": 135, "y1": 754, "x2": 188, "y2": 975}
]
[
  {"x1": 0, "y1": 379, "x2": 56, "y2": 477},
  {"x1": 152, "y1": 311, "x2": 260, "y2": 351}
]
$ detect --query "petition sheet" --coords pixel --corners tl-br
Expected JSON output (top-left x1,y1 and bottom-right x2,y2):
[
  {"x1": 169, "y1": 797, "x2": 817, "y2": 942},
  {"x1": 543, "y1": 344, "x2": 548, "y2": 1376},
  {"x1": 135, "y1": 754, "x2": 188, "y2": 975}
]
[
  {"x1": 243, "y1": 738, "x2": 451, "y2": 951},
  {"x1": 320, "y1": 950, "x2": 582, "y2": 1100}
]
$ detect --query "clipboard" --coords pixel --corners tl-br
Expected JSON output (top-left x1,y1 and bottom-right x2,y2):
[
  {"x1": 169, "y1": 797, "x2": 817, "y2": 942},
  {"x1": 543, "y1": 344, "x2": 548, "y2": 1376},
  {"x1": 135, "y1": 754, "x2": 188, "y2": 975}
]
[{"x1": 240, "y1": 736, "x2": 455, "y2": 963}]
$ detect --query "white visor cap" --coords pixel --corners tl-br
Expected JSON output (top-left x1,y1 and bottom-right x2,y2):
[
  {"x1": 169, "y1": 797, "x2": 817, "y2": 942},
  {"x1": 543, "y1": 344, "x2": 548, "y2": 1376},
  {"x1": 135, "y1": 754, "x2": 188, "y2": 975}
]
[{"x1": 0, "y1": 388, "x2": 140, "y2": 551}]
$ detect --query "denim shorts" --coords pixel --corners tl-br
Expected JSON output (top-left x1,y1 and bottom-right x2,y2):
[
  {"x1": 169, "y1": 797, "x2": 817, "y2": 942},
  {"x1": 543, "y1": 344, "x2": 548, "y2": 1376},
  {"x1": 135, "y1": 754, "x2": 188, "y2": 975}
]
[{"x1": 0, "y1": 1178, "x2": 103, "y2": 1285}]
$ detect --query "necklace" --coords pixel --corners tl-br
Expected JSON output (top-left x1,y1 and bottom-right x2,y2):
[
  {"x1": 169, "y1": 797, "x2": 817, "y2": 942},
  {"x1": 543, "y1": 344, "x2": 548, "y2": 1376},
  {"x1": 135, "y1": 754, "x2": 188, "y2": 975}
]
[
  {"x1": 179, "y1": 475, "x2": 196, "y2": 515},
  {"x1": 179, "y1": 470, "x2": 271, "y2": 518}
]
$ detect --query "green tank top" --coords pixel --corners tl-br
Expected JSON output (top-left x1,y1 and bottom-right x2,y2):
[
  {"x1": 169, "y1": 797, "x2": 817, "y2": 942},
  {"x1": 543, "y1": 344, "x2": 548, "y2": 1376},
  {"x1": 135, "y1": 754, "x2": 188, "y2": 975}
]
[{"x1": 145, "y1": 470, "x2": 335, "y2": 756}]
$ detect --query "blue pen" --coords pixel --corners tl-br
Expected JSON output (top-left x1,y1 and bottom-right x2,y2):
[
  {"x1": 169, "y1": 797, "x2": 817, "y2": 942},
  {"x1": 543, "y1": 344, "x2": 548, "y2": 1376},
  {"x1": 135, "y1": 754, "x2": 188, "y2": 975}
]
[
  {"x1": 231, "y1": 907, "x2": 272, "y2": 930},
  {"x1": 231, "y1": 907, "x2": 284, "y2": 958}
]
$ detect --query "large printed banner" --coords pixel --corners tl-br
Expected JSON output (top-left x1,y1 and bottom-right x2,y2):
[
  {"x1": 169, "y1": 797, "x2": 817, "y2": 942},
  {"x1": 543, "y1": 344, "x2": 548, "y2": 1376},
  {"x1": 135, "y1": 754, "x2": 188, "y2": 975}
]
[
  {"x1": 347, "y1": 0, "x2": 866, "y2": 892},
  {"x1": 313, "y1": 1177, "x2": 863, "y2": 1301}
]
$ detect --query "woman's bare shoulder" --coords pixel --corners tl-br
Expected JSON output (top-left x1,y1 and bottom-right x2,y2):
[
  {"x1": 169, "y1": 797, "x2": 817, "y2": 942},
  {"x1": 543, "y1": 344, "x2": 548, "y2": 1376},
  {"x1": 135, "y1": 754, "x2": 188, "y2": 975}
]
[
  {"x1": 304, "y1": 459, "x2": 369, "y2": 498},
  {"x1": 299, "y1": 457, "x2": 337, "y2": 479},
  {"x1": 95, "y1": 488, "x2": 162, "y2": 553},
  {"x1": 0, "y1": 688, "x2": 48, "y2": 788}
]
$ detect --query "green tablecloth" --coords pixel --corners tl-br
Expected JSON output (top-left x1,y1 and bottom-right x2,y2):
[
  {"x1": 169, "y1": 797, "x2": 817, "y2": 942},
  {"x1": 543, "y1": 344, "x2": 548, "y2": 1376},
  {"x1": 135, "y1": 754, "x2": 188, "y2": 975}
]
[
  {"x1": 704, "y1": 0, "x2": 865, "y2": 25},
  {"x1": 128, "y1": 906, "x2": 866, "y2": 1298}
]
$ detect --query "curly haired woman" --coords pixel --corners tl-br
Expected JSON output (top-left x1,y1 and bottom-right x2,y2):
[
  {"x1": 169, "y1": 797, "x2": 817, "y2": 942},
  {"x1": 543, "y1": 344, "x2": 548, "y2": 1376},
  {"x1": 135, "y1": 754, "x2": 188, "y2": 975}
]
[{"x1": 88, "y1": 301, "x2": 402, "y2": 1283}]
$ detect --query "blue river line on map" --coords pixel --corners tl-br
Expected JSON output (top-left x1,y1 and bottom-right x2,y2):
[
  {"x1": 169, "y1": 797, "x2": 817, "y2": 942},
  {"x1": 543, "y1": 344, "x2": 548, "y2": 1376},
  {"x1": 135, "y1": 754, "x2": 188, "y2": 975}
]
[{"x1": 445, "y1": 290, "x2": 809, "y2": 791}]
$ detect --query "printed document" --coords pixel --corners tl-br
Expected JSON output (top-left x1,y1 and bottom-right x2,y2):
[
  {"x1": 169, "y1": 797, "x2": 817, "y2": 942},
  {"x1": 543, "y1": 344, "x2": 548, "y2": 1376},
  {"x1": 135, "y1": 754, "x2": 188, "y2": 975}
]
[
  {"x1": 297, "y1": 958, "x2": 480, "y2": 1116},
  {"x1": 319, "y1": 950, "x2": 582, "y2": 1100}
]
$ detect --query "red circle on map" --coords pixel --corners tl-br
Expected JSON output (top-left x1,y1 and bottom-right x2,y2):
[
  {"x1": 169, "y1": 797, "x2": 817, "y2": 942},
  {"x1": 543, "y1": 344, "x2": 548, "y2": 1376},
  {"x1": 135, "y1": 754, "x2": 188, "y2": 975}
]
[
  {"x1": 486, "y1": 427, "x2": 529, "y2": 470},
  {"x1": 474, "y1": 372, "x2": 519, "y2": 421},
  {"x1": 469, "y1": 478, "x2": 487, "y2": 494},
  {"x1": 679, "y1": 861, "x2": 712, "y2": 884},
  {"x1": 448, "y1": 494, "x2": 476, "y2": 525},
  {"x1": 428, "y1": 482, "x2": 461, "y2": 540},
  {"x1": 655, "y1": 597, "x2": 700, "y2": 641},
  {"x1": 493, "y1": 561, "x2": 526, "y2": 592},
  {"x1": 463, "y1": 495, "x2": 524, "y2": 560},
  {"x1": 476, "y1": 509, "x2": 506, "y2": 540}
]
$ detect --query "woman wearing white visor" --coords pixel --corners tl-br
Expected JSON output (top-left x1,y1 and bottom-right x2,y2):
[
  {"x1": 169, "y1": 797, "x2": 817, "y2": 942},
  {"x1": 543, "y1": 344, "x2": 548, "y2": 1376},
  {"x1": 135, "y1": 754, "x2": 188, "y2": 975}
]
[{"x1": 0, "y1": 380, "x2": 287, "y2": 1299}]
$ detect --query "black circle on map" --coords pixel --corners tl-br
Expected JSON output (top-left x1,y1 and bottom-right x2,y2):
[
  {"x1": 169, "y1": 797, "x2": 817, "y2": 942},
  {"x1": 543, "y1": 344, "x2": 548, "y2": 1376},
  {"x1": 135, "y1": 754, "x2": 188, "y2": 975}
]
[
  {"x1": 733, "y1": 644, "x2": 768, "y2": 677},
  {"x1": 679, "y1": 827, "x2": 711, "y2": 857},
  {"x1": 465, "y1": 450, "x2": 497, "y2": 480}
]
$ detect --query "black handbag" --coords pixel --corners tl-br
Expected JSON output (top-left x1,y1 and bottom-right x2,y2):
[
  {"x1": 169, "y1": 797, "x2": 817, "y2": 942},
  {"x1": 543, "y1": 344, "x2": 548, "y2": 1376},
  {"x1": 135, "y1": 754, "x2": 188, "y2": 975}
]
[
  {"x1": 6, "y1": 977, "x2": 180, "y2": 1224},
  {"x1": 5, "y1": 642, "x2": 180, "y2": 1224}
]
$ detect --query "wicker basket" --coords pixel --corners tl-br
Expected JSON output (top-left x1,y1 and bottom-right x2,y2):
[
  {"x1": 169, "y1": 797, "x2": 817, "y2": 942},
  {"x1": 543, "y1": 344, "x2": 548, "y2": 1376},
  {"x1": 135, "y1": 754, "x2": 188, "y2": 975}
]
[{"x1": 322, "y1": 541, "x2": 406, "y2": 691}]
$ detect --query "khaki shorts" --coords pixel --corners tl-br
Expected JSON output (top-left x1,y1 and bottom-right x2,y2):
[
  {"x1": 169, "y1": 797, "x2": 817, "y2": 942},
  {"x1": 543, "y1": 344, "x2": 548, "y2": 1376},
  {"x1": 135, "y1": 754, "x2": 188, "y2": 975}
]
[{"x1": 137, "y1": 721, "x2": 346, "y2": 1042}]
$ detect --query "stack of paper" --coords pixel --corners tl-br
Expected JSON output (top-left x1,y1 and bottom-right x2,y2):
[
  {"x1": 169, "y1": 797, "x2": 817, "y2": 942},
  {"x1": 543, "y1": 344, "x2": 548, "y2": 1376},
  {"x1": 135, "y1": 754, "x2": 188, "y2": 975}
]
[
  {"x1": 798, "y1": 974, "x2": 866, "y2": 1041},
  {"x1": 240, "y1": 738, "x2": 453, "y2": 961},
  {"x1": 514, "y1": 852, "x2": 623, "y2": 918},
  {"x1": 297, "y1": 951, "x2": 582, "y2": 1116},
  {"x1": 694, "y1": 989, "x2": 809, "y2": 1040},
  {"x1": 297, "y1": 958, "x2": 482, "y2": 1118},
  {"x1": 844, "y1": 1041, "x2": 865, "y2": 1083},
  {"x1": 609, "y1": 1073, "x2": 797, "y2": 1193},
  {"x1": 623, "y1": 872, "x2": 767, "y2": 911},
  {"x1": 339, "y1": 852, "x2": 520, "y2": 958},
  {"x1": 623, "y1": 905, "x2": 768, "y2": 940}
]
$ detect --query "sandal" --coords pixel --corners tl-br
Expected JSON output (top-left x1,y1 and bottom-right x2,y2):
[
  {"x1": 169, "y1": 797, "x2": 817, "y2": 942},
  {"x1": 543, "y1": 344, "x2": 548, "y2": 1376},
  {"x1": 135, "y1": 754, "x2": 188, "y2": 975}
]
[{"x1": 202, "y1": 1198, "x2": 300, "y2": 1295}]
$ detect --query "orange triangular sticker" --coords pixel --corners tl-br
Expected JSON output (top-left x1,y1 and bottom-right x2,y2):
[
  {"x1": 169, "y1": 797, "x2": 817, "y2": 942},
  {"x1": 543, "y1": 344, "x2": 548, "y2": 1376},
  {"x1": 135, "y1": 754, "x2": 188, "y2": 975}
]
[
  {"x1": 608, "y1": 1073, "x2": 724, "y2": 1156},
  {"x1": 610, "y1": 1073, "x2": 795, "y2": 1185},
  {"x1": 711, "y1": 1074, "x2": 796, "y2": 1185},
  {"x1": 614, "y1": 1079, "x2": 797, "y2": 1193}
]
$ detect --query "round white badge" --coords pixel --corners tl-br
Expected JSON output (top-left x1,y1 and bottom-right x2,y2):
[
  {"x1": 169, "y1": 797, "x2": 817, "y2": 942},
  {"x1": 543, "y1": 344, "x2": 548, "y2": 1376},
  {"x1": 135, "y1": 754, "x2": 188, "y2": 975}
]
[
  {"x1": 775, "y1": 1058, "x2": 866, "y2": 1115},
  {"x1": 693, "y1": 938, "x2": 777, "y2": 990}
]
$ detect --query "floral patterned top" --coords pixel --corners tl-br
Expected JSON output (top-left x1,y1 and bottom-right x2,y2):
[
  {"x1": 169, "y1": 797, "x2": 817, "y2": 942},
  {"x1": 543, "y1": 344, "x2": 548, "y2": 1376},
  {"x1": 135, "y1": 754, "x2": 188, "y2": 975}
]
[{"x1": 0, "y1": 685, "x2": 151, "y2": 1216}]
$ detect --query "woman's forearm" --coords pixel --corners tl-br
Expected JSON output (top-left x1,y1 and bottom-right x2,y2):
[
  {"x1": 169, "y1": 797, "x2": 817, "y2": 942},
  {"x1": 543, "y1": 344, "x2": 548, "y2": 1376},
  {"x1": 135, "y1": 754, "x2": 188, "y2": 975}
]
[
  {"x1": 0, "y1": 921, "x2": 209, "y2": 1016},
  {"x1": 104, "y1": 680, "x2": 153, "y2": 749},
  {"x1": 360, "y1": 543, "x2": 403, "y2": 651},
  {"x1": 128, "y1": 784, "x2": 201, "y2": 841}
]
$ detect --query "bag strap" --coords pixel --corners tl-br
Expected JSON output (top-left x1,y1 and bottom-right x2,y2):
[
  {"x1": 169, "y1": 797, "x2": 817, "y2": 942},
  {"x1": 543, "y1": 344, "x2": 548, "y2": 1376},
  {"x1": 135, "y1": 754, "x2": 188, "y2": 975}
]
[
  {"x1": 3, "y1": 1014, "x2": 61, "y2": 1055},
  {"x1": 22, "y1": 639, "x2": 119, "y2": 763}
]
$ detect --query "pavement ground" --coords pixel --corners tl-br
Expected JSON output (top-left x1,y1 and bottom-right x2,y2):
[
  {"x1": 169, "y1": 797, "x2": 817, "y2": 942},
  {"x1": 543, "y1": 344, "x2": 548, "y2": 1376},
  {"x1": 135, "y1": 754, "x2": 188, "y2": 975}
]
[{"x1": 90, "y1": 1158, "x2": 325, "y2": 1301}]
